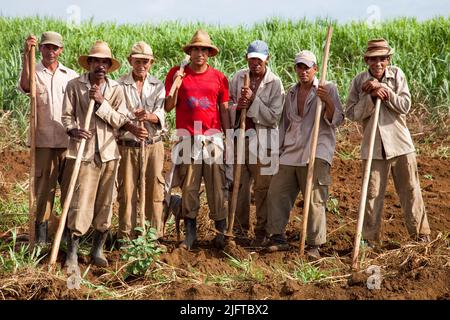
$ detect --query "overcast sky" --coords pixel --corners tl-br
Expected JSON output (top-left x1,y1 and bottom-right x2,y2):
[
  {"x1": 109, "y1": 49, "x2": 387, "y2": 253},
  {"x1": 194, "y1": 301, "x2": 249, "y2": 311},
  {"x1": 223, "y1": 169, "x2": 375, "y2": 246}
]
[{"x1": 1, "y1": 0, "x2": 449, "y2": 25}]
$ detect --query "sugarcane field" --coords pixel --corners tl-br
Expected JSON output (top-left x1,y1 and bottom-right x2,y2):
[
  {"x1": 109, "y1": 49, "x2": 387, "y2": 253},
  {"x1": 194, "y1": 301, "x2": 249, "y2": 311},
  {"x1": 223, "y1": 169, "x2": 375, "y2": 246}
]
[{"x1": 0, "y1": 5, "x2": 449, "y2": 302}]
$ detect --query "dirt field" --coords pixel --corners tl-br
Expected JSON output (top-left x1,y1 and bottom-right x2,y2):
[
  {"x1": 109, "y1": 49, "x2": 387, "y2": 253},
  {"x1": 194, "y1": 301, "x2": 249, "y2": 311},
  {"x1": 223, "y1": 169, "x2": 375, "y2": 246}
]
[{"x1": 0, "y1": 121, "x2": 449, "y2": 300}]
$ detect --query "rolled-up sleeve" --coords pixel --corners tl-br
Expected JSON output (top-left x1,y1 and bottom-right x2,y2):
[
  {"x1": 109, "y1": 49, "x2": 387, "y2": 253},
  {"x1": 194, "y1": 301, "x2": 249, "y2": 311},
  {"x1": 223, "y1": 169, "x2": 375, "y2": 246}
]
[{"x1": 323, "y1": 84, "x2": 344, "y2": 127}]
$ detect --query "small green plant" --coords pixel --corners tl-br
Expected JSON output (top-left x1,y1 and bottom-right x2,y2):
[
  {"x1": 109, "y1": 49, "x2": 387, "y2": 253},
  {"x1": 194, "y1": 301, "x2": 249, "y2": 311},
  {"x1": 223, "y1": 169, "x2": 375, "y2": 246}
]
[
  {"x1": 326, "y1": 197, "x2": 340, "y2": 216},
  {"x1": 423, "y1": 174, "x2": 433, "y2": 180},
  {"x1": 224, "y1": 252, "x2": 264, "y2": 283},
  {"x1": 120, "y1": 223, "x2": 165, "y2": 278},
  {"x1": 292, "y1": 261, "x2": 329, "y2": 284},
  {"x1": 0, "y1": 229, "x2": 46, "y2": 274}
]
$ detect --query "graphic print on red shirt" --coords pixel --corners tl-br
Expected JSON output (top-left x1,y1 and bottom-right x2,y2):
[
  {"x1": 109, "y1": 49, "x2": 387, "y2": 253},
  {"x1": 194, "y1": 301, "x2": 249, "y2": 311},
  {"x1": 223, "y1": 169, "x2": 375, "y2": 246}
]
[{"x1": 165, "y1": 65, "x2": 229, "y2": 135}]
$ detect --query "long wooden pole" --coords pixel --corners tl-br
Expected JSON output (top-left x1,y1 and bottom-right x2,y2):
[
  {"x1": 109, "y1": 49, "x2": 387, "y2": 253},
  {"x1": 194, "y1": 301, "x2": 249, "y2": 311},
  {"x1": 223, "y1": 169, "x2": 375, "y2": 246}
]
[
  {"x1": 139, "y1": 121, "x2": 146, "y2": 233},
  {"x1": 226, "y1": 73, "x2": 250, "y2": 237},
  {"x1": 28, "y1": 43, "x2": 37, "y2": 247},
  {"x1": 351, "y1": 98, "x2": 381, "y2": 270},
  {"x1": 49, "y1": 99, "x2": 96, "y2": 266},
  {"x1": 299, "y1": 26, "x2": 333, "y2": 256}
]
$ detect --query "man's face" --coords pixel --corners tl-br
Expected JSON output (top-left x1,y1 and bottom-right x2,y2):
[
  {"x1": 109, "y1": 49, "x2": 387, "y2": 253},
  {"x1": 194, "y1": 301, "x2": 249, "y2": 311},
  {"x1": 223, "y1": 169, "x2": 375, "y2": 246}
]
[
  {"x1": 365, "y1": 55, "x2": 390, "y2": 80},
  {"x1": 247, "y1": 57, "x2": 267, "y2": 77},
  {"x1": 189, "y1": 46, "x2": 209, "y2": 67},
  {"x1": 88, "y1": 57, "x2": 112, "y2": 81},
  {"x1": 129, "y1": 57, "x2": 152, "y2": 78},
  {"x1": 39, "y1": 44, "x2": 63, "y2": 65},
  {"x1": 295, "y1": 63, "x2": 317, "y2": 84}
]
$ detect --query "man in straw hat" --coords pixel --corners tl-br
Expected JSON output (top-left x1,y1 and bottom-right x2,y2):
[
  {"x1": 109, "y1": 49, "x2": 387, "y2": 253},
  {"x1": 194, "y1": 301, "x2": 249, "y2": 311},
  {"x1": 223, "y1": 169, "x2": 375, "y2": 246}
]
[
  {"x1": 265, "y1": 50, "x2": 344, "y2": 258},
  {"x1": 62, "y1": 40, "x2": 148, "y2": 267},
  {"x1": 117, "y1": 41, "x2": 166, "y2": 242},
  {"x1": 229, "y1": 40, "x2": 285, "y2": 246},
  {"x1": 345, "y1": 38, "x2": 431, "y2": 248},
  {"x1": 18, "y1": 31, "x2": 78, "y2": 245},
  {"x1": 164, "y1": 30, "x2": 230, "y2": 250}
]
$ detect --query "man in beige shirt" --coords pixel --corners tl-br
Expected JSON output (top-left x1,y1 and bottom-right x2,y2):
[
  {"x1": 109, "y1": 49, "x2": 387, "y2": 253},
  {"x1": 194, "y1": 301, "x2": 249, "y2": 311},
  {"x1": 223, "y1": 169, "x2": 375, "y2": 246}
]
[
  {"x1": 62, "y1": 41, "x2": 147, "y2": 267},
  {"x1": 229, "y1": 40, "x2": 285, "y2": 245},
  {"x1": 265, "y1": 50, "x2": 344, "y2": 258},
  {"x1": 346, "y1": 39, "x2": 430, "y2": 247},
  {"x1": 117, "y1": 41, "x2": 166, "y2": 241},
  {"x1": 18, "y1": 31, "x2": 78, "y2": 245}
]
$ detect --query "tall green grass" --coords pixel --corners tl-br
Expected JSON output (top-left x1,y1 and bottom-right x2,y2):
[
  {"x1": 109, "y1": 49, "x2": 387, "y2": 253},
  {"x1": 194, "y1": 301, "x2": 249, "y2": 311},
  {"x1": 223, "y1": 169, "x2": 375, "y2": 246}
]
[{"x1": 0, "y1": 16, "x2": 448, "y2": 134}]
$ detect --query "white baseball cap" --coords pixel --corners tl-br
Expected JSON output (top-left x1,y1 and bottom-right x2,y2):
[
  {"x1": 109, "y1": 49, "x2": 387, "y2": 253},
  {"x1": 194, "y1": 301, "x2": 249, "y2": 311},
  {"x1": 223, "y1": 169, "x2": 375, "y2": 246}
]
[{"x1": 294, "y1": 50, "x2": 317, "y2": 68}]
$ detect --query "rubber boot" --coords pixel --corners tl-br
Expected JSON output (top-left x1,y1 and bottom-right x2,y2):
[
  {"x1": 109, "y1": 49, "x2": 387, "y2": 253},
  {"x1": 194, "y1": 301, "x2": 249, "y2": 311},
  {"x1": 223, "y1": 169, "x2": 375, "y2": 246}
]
[
  {"x1": 180, "y1": 218, "x2": 197, "y2": 250},
  {"x1": 213, "y1": 219, "x2": 227, "y2": 249},
  {"x1": 91, "y1": 230, "x2": 109, "y2": 267},
  {"x1": 35, "y1": 221, "x2": 48, "y2": 245},
  {"x1": 65, "y1": 233, "x2": 80, "y2": 267}
]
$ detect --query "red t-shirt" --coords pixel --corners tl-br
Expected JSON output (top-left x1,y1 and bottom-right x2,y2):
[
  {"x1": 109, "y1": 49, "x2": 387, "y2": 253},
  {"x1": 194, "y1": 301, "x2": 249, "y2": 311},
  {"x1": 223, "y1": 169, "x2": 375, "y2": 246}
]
[{"x1": 165, "y1": 65, "x2": 229, "y2": 135}]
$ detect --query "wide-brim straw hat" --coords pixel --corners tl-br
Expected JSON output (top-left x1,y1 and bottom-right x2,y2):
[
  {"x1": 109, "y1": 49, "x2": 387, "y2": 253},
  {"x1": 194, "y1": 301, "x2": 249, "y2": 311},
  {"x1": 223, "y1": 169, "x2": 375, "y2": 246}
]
[
  {"x1": 364, "y1": 38, "x2": 394, "y2": 58},
  {"x1": 182, "y1": 30, "x2": 219, "y2": 57},
  {"x1": 78, "y1": 41, "x2": 121, "y2": 72}
]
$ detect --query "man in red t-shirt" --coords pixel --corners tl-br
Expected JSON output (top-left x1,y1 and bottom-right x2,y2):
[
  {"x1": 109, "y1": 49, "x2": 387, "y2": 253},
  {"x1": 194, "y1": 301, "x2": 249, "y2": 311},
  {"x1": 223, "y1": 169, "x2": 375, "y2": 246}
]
[{"x1": 165, "y1": 29, "x2": 230, "y2": 250}]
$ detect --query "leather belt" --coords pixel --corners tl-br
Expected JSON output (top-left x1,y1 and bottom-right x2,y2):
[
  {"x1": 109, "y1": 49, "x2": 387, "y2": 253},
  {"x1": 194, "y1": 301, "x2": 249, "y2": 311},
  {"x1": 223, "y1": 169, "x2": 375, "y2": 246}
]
[{"x1": 117, "y1": 136, "x2": 162, "y2": 148}]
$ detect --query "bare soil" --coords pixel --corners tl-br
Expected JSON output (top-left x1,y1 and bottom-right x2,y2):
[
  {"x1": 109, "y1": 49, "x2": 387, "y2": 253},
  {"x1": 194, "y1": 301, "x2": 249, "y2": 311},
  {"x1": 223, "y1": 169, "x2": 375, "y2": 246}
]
[{"x1": 0, "y1": 122, "x2": 449, "y2": 300}]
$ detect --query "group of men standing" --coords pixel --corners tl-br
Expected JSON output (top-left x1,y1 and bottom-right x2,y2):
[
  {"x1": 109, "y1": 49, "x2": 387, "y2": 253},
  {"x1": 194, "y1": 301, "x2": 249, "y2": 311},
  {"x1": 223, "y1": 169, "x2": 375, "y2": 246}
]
[{"x1": 18, "y1": 29, "x2": 430, "y2": 268}]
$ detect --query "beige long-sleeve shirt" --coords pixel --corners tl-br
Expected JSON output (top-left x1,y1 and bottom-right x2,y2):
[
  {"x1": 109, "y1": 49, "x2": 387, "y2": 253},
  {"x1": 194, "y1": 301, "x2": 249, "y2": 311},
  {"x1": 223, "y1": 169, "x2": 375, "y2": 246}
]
[
  {"x1": 62, "y1": 73, "x2": 129, "y2": 162},
  {"x1": 18, "y1": 61, "x2": 78, "y2": 148},
  {"x1": 279, "y1": 78, "x2": 344, "y2": 166},
  {"x1": 345, "y1": 66, "x2": 415, "y2": 160},
  {"x1": 229, "y1": 68, "x2": 285, "y2": 155},
  {"x1": 117, "y1": 72, "x2": 166, "y2": 141}
]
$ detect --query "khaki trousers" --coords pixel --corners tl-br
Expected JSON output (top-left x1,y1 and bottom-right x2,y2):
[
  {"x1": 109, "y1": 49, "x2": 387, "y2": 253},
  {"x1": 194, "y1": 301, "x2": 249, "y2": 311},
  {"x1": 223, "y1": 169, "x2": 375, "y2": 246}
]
[
  {"x1": 66, "y1": 154, "x2": 119, "y2": 237},
  {"x1": 117, "y1": 141, "x2": 165, "y2": 239},
  {"x1": 180, "y1": 162, "x2": 227, "y2": 221},
  {"x1": 35, "y1": 148, "x2": 69, "y2": 223},
  {"x1": 235, "y1": 139, "x2": 273, "y2": 236},
  {"x1": 266, "y1": 159, "x2": 331, "y2": 246},
  {"x1": 363, "y1": 152, "x2": 430, "y2": 241}
]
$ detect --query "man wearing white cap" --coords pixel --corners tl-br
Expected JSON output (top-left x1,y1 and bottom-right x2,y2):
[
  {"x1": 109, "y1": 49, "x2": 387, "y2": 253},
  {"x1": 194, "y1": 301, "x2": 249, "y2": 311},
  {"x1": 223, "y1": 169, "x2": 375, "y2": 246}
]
[
  {"x1": 346, "y1": 39, "x2": 430, "y2": 247},
  {"x1": 265, "y1": 50, "x2": 344, "y2": 258},
  {"x1": 62, "y1": 41, "x2": 148, "y2": 267},
  {"x1": 229, "y1": 40, "x2": 285, "y2": 246},
  {"x1": 18, "y1": 31, "x2": 78, "y2": 245},
  {"x1": 117, "y1": 41, "x2": 166, "y2": 241}
]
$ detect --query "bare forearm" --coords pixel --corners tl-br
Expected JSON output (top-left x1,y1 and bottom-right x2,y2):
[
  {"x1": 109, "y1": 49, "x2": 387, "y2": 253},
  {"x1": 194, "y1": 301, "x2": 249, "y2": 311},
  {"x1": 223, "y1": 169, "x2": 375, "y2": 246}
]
[
  {"x1": 20, "y1": 55, "x2": 31, "y2": 93},
  {"x1": 219, "y1": 103, "x2": 230, "y2": 131}
]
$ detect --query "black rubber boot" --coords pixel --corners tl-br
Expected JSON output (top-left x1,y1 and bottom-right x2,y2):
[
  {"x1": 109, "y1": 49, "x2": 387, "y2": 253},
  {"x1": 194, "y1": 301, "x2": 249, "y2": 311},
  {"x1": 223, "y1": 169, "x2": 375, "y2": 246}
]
[
  {"x1": 35, "y1": 221, "x2": 48, "y2": 245},
  {"x1": 180, "y1": 218, "x2": 197, "y2": 250},
  {"x1": 65, "y1": 233, "x2": 80, "y2": 267},
  {"x1": 213, "y1": 219, "x2": 227, "y2": 249},
  {"x1": 91, "y1": 230, "x2": 109, "y2": 267}
]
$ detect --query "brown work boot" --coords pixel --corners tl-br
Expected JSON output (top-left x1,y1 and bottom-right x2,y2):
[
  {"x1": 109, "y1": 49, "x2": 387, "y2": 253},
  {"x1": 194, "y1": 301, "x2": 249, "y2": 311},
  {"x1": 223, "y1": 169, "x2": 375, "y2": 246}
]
[
  {"x1": 305, "y1": 245, "x2": 321, "y2": 260},
  {"x1": 265, "y1": 234, "x2": 289, "y2": 252}
]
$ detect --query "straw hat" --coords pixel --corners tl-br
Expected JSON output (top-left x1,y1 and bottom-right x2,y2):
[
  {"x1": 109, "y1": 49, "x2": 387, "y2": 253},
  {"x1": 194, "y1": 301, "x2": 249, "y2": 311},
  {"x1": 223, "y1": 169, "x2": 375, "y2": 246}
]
[
  {"x1": 364, "y1": 38, "x2": 394, "y2": 58},
  {"x1": 78, "y1": 41, "x2": 121, "y2": 72},
  {"x1": 182, "y1": 30, "x2": 219, "y2": 57}
]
